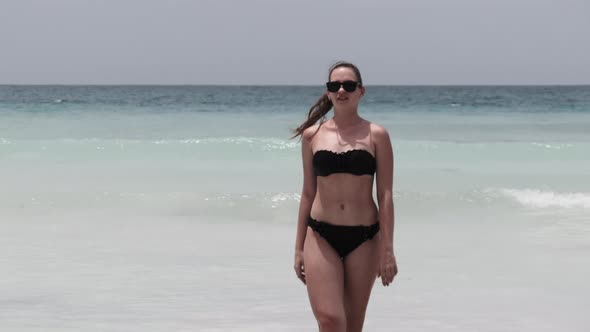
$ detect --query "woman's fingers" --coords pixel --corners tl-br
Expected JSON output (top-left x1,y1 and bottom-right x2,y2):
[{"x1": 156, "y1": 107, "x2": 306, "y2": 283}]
[
  {"x1": 384, "y1": 270, "x2": 392, "y2": 286},
  {"x1": 299, "y1": 270, "x2": 306, "y2": 284},
  {"x1": 380, "y1": 261, "x2": 397, "y2": 286},
  {"x1": 381, "y1": 272, "x2": 392, "y2": 286},
  {"x1": 380, "y1": 266, "x2": 388, "y2": 286},
  {"x1": 301, "y1": 267, "x2": 306, "y2": 284},
  {"x1": 294, "y1": 263, "x2": 306, "y2": 284}
]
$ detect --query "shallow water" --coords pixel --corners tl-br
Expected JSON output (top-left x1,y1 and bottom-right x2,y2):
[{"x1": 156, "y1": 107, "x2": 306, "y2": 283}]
[{"x1": 1, "y1": 85, "x2": 589, "y2": 330}]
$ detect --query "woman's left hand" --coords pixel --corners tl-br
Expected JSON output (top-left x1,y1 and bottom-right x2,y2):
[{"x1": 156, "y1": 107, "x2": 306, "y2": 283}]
[{"x1": 378, "y1": 248, "x2": 398, "y2": 286}]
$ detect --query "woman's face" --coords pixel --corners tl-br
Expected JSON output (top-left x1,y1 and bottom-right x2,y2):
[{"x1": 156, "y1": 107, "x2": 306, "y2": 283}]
[{"x1": 327, "y1": 66, "x2": 365, "y2": 108}]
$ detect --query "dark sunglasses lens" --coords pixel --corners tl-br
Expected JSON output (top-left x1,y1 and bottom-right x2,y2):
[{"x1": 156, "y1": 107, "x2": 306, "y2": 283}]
[
  {"x1": 326, "y1": 81, "x2": 358, "y2": 92},
  {"x1": 326, "y1": 82, "x2": 340, "y2": 92},
  {"x1": 342, "y1": 81, "x2": 358, "y2": 92}
]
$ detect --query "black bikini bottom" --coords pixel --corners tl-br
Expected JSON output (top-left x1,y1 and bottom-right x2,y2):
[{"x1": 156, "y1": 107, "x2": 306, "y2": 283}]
[{"x1": 307, "y1": 216, "x2": 380, "y2": 260}]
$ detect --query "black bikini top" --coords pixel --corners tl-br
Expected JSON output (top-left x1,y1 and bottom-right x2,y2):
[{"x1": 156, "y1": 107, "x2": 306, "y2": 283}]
[{"x1": 313, "y1": 149, "x2": 376, "y2": 177}]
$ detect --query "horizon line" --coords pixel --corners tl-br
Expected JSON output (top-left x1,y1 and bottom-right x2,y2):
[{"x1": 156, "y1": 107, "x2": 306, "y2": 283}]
[{"x1": 2, "y1": 83, "x2": 590, "y2": 87}]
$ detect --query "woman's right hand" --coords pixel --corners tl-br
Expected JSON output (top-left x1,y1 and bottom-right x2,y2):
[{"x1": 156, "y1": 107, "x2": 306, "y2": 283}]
[{"x1": 294, "y1": 250, "x2": 306, "y2": 285}]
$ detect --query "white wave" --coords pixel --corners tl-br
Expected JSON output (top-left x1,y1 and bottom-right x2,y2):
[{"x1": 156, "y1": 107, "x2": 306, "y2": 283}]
[
  {"x1": 42, "y1": 137, "x2": 298, "y2": 151},
  {"x1": 155, "y1": 137, "x2": 299, "y2": 151},
  {"x1": 269, "y1": 193, "x2": 301, "y2": 208},
  {"x1": 0, "y1": 138, "x2": 11, "y2": 145},
  {"x1": 200, "y1": 192, "x2": 300, "y2": 204},
  {"x1": 531, "y1": 142, "x2": 574, "y2": 150},
  {"x1": 497, "y1": 188, "x2": 590, "y2": 209}
]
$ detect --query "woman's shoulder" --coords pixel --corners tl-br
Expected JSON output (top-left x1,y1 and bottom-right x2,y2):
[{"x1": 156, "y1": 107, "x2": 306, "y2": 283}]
[
  {"x1": 302, "y1": 124, "x2": 321, "y2": 141},
  {"x1": 368, "y1": 121, "x2": 391, "y2": 142}
]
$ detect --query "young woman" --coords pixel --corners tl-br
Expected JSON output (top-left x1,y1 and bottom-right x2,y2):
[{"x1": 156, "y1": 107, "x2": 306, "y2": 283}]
[{"x1": 292, "y1": 61, "x2": 398, "y2": 332}]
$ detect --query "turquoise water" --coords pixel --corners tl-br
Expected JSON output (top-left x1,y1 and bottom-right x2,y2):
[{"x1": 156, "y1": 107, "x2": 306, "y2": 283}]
[
  {"x1": 1, "y1": 85, "x2": 589, "y2": 331},
  {"x1": 2, "y1": 85, "x2": 589, "y2": 215}
]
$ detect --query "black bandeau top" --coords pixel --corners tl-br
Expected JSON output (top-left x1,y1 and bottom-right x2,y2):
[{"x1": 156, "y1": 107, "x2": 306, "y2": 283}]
[{"x1": 313, "y1": 149, "x2": 376, "y2": 177}]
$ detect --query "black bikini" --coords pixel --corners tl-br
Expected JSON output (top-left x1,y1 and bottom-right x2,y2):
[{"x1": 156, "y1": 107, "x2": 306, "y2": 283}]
[
  {"x1": 308, "y1": 149, "x2": 380, "y2": 260},
  {"x1": 312, "y1": 149, "x2": 376, "y2": 177},
  {"x1": 308, "y1": 216, "x2": 380, "y2": 259}
]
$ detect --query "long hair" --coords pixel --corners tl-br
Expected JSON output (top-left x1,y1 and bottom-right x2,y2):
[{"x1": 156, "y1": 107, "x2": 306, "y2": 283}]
[{"x1": 291, "y1": 61, "x2": 363, "y2": 139}]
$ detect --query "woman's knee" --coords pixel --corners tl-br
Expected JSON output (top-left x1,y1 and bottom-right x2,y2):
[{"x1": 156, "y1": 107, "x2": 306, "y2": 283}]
[
  {"x1": 315, "y1": 310, "x2": 346, "y2": 330},
  {"x1": 344, "y1": 313, "x2": 365, "y2": 332}
]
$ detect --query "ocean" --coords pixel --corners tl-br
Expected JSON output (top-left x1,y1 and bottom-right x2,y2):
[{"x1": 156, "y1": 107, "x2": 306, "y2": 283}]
[{"x1": 1, "y1": 85, "x2": 589, "y2": 331}]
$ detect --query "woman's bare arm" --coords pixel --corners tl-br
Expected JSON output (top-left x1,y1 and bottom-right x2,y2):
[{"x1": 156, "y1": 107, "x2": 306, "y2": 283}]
[
  {"x1": 373, "y1": 123, "x2": 397, "y2": 286},
  {"x1": 294, "y1": 126, "x2": 317, "y2": 284}
]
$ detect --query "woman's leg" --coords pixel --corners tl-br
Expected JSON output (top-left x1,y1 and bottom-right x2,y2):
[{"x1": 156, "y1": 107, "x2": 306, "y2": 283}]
[
  {"x1": 343, "y1": 237, "x2": 379, "y2": 332},
  {"x1": 304, "y1": 227, "x2": 347, "y2": 332}
]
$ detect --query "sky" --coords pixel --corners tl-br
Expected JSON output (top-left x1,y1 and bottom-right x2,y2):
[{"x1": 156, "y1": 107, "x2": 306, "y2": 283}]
[{"x1": 1, "y1": 0, "x2": 589, "y2": 85}]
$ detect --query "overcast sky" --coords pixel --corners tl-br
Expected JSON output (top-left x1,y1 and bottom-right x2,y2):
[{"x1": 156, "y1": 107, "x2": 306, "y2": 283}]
[{"x1": 1, "y1": 0, "x2": 589, "y2": 85}]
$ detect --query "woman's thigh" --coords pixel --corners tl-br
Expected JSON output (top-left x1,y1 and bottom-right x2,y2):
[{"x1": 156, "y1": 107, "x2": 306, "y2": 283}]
[
  {"x1": 303, "y1": 227, "x2": 346, "y2": 318},
  {"x1": 343, "y1": 237, "x2": 379, "y2": 330}
]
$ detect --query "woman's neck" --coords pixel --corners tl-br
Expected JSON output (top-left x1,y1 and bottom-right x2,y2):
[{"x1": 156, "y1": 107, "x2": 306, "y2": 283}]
[{"x1": 332, "y1": 109, "x2": 362, "y2": 128}]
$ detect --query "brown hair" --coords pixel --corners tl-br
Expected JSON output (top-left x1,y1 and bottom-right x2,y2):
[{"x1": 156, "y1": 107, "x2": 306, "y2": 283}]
[{"x1": 291, "y1": 61, "x2": 363, "y2": 139}]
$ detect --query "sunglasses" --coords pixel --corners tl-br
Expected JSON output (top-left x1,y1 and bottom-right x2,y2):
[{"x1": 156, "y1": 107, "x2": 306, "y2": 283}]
[{"x1": 326, "y1": 80, "x2": 360, "y2": 93}]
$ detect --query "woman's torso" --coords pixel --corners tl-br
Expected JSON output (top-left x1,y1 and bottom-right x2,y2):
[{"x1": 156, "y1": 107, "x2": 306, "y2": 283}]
[{"x1": 309, "y1": 119, "x2": 378, "y2": 226}]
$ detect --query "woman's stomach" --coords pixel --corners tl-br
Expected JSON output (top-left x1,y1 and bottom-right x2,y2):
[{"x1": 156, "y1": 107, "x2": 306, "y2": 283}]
[{"x1": 310, "y1": 175, "x2": 378, "y2": 226}]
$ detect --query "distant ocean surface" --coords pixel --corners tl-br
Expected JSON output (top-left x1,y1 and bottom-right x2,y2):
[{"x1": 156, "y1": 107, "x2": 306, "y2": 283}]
[{"x1": 1, "y1": 85, "x2": 589, "y2": 331}]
